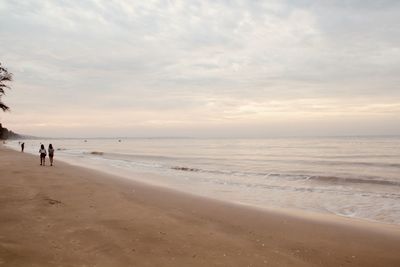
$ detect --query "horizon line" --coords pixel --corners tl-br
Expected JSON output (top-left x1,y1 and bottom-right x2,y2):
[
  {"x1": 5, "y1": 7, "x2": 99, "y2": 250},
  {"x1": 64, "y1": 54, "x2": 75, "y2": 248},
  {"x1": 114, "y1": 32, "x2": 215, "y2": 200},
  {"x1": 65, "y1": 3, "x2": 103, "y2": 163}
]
[{"x1": 13, "y1": 134, "x2": 400, "y2": 140}]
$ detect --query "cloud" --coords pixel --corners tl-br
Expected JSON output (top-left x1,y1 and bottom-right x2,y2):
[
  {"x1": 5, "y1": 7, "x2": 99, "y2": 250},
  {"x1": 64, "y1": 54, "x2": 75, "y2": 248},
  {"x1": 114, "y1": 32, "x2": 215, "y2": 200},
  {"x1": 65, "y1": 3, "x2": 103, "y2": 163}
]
[{"x1": 1, "y1": 0, "x2": 399, "y2": 136}]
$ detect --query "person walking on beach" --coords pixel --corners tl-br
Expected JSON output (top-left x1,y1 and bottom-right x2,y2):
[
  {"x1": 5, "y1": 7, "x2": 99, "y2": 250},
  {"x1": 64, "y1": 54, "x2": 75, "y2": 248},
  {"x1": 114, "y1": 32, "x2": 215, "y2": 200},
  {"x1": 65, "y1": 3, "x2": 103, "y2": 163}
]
[
  {"x1": 48, "y1": 144, "x2": 55, "y2": 166},
  {"x1": 21, "y1": 142, "x2": 24, "y2": 152},
  {"x1": 39, "y1": 144, "x2": 47, "y2": 166}
]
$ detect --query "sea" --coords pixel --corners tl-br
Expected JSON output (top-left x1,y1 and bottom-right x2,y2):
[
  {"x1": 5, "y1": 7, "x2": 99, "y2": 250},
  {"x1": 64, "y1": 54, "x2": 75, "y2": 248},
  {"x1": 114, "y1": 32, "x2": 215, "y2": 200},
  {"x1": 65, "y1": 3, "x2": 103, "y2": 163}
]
[{"x1": 5, "y1": 137, "x2": 400, "y2": 225}]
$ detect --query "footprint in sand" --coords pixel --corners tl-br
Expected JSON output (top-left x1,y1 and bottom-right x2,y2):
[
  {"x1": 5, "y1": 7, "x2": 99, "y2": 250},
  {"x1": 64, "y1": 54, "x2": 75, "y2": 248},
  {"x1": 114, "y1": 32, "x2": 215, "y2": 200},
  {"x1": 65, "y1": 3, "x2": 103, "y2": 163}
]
[{"x1": 44, "y1": 198, "x2": 62, "y2": 205}]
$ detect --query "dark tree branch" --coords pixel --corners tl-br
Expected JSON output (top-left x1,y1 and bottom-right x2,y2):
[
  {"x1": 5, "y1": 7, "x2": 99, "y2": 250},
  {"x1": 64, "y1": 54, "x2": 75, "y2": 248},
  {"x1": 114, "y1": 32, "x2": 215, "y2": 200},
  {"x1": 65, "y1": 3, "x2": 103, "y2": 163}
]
[
  {"x1": 0, "y1": 62, "x2": 12, "y2": 112},
  {"x1": 0, "y1": 102, "x2": 9, "y2": 111}
]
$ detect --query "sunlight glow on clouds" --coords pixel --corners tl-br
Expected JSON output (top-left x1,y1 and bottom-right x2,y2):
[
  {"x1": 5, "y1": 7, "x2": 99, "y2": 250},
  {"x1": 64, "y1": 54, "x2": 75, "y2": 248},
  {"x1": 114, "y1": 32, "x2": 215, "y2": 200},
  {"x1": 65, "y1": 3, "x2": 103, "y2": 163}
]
[{"x1": 1, "y1": 0, "x2": 399, "y2": 137}]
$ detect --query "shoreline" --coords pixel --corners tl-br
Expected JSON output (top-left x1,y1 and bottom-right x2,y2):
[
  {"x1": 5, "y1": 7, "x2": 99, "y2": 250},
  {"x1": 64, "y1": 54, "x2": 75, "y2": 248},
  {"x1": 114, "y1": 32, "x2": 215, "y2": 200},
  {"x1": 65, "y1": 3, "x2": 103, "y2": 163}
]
[
  {"x1": 1, "y1": 145, "x2": 400, "y2": 266},
  {"x1": 4, "y1": 142, "x2": 399, "y2": 227},
  {"x1": 6, "y1": 139, "x2": 400, "y2": 226}
]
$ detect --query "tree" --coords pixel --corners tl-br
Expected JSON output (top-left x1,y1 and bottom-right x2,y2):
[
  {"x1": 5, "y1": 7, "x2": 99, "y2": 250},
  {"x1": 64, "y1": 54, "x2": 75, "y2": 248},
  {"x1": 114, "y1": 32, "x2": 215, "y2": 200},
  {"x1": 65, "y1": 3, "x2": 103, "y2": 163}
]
[{"x1": 0, "y1": 62, "x2": 13, "y2": 111}]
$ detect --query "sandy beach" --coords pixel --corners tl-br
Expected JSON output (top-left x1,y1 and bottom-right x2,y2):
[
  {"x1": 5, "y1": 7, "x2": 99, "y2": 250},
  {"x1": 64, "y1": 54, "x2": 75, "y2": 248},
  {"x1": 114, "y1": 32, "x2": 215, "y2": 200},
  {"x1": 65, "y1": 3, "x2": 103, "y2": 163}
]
[{"x1": 1, "y1": 145, "x2": 400, "y2": 267}]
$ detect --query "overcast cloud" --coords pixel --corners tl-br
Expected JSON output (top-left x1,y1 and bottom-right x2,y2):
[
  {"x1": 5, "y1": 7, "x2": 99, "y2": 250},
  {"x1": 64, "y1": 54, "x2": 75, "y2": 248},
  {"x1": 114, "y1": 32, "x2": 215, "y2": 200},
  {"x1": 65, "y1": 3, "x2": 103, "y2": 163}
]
[{"x1": 1, "y1": 0, "x2": 399, "y2": 137}]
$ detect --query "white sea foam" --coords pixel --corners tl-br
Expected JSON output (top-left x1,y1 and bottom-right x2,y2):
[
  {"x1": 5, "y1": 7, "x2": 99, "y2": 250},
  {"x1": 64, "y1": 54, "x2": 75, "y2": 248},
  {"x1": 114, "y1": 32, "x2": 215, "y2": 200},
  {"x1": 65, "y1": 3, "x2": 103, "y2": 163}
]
[{"x1": 5, "y1": 137, "x2": 400, "y2": 224}]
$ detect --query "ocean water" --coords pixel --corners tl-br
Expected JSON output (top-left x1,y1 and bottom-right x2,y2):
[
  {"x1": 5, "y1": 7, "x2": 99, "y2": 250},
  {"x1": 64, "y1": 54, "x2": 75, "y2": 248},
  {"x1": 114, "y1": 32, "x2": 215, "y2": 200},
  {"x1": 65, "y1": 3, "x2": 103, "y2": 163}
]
[{"x1": 6, "y1": 137, "x2": 400, "y2": 224}]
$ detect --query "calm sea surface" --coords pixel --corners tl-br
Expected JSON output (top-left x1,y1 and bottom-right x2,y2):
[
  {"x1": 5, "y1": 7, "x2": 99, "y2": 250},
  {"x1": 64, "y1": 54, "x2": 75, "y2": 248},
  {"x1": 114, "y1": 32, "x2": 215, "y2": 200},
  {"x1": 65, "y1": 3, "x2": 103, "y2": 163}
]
[{"x1": 6, "y1": 137, "x2": 400, "y2": 224}]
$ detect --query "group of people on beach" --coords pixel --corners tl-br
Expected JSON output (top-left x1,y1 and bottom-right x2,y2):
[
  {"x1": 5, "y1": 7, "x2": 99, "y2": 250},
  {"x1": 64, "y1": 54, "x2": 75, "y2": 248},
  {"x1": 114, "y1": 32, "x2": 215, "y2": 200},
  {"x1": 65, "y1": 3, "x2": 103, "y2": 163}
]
[
  {"x1": 39, "y1": 144, "x2": 55, "y2": 166},
  {"x1": 19, "y1": 142, "x2": 55, "y2": 166}
]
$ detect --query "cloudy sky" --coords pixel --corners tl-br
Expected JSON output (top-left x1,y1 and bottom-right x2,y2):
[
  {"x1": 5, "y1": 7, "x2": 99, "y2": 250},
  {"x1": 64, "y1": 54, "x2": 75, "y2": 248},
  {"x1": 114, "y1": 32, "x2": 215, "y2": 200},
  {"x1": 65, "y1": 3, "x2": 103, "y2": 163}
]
[{"x1": 1, "y1": 0, "x2": 399, "y2": 137}]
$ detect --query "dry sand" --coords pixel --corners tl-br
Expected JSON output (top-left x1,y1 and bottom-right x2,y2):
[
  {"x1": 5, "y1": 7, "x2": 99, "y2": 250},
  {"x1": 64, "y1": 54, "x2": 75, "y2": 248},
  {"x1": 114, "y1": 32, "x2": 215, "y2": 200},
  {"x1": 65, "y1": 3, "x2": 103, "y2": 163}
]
[{"x1": 0, "y1": 145, "x2": 399, "y2": 266}]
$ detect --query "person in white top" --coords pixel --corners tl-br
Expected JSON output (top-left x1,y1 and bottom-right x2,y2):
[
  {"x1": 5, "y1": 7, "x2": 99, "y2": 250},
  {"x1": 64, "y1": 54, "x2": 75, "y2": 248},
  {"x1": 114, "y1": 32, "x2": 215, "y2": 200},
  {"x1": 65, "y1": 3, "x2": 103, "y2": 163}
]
[
  {"x1": 39, "y1": 144, "x2": 47, "y2": 166},
  {"x1": 48, "y1": 144, "x2": 55, "y2": 166}
]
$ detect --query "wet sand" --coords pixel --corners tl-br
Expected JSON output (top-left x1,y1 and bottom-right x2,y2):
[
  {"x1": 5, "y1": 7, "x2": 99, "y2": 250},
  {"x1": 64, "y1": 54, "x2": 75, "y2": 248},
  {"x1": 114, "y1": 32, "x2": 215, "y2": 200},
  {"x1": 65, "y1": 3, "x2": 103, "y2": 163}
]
[{"x1": 0, "y1": 145, "x2": 399, "y2": 266}]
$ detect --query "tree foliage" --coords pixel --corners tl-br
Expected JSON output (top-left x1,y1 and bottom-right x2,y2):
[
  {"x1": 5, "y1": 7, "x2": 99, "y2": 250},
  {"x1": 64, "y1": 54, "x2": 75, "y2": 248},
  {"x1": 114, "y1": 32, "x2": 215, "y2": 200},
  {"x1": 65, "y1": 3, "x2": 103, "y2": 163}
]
[{"x1": 0, "y1": 62, "x2": 13, "y2": 111}]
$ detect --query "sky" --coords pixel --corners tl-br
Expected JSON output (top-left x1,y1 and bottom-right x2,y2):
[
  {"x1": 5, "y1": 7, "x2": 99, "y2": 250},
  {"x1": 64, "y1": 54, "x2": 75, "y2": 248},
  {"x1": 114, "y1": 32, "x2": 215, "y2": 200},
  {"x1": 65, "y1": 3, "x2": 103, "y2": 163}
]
[{"x1": 1, "y1": 0, "x2": 399, "y2": 138}]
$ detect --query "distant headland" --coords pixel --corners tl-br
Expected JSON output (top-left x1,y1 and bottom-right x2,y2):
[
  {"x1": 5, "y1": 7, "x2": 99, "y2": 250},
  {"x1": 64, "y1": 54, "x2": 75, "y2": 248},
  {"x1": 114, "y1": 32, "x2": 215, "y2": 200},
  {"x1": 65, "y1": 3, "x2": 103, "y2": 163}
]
[{"x1": 0, "y1": 123, "x2": 20, "y2": 140}]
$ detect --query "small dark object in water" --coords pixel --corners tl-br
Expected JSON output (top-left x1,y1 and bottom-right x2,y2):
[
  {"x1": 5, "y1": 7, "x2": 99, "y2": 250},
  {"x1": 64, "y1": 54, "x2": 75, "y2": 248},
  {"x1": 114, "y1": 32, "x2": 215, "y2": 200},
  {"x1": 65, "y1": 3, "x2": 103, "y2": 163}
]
[{"x1": 171, "y1": 166, "x2": 200, "y2": 172}]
